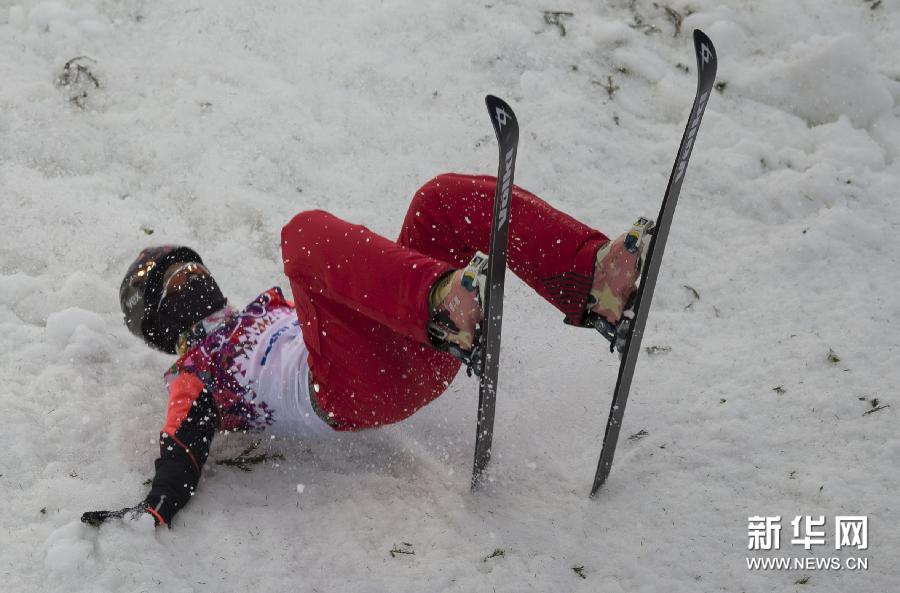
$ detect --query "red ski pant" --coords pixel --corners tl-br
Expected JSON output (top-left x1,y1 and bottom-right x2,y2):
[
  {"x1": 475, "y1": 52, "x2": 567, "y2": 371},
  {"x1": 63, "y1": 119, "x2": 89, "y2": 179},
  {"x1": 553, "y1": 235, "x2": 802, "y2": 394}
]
[{"x1": 281, "y1": 173, "x2": 608, "y2": 430}]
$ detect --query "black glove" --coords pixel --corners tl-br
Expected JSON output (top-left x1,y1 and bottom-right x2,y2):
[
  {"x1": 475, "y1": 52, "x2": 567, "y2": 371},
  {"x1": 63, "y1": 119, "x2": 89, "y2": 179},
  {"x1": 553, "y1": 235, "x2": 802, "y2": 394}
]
[{"x1": 81, "y1": 502, "x2": 150, "y2": 527}]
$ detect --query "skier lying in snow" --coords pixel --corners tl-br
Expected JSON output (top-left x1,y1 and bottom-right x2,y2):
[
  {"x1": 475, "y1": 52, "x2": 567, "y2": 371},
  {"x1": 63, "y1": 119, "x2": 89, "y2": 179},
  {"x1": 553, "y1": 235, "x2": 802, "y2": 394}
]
[{"x1": 81, "y1": 173, "x2": 642, "y2": 528}]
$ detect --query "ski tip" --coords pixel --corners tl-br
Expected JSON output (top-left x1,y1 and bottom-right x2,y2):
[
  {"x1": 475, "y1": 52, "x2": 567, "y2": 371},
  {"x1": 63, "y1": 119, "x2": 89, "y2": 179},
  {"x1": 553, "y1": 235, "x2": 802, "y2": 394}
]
[
  {"x1": 484, "y1": 94, "x2": 519, "y2": 140},
  {"x1": 692, "y1": 29, "x2": 717, "y2": 80},
  {"x1": 484, "y1": 94, "x2": 511, "y2": 113},
  {"x1": 692, "y1": 29, "x2": 711, "y2": 46}
]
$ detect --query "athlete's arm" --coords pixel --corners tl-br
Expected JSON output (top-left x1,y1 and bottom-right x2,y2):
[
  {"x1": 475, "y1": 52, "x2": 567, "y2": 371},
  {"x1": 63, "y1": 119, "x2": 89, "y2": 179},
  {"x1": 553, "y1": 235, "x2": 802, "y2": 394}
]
[
  {"x1": 81, "y1": 372, "x2": 218, "y2": 527},
  {"x1": 142, "y1": 372, "x2": 219, "y2": 525}
]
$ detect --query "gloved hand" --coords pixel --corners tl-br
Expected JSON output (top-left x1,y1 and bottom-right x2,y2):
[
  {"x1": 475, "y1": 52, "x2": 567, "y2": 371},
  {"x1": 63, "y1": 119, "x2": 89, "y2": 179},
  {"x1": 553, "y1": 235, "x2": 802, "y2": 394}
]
[{"x1": 81, "y1": 502, "x2": 151, "y2": 527}]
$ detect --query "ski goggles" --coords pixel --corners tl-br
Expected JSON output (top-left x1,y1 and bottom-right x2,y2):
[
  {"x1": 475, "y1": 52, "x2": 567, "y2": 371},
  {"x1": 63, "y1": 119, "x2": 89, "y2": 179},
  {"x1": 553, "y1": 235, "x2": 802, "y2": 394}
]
[{"x1": 158, "y1": 262, "x2": 212, "y2": 306}]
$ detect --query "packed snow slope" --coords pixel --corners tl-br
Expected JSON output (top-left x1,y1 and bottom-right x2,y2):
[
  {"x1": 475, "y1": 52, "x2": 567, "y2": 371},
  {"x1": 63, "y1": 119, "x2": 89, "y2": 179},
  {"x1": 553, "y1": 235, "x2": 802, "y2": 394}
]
[{"x1": 1, "y1": 1, "x2": 899, "y2": 591}]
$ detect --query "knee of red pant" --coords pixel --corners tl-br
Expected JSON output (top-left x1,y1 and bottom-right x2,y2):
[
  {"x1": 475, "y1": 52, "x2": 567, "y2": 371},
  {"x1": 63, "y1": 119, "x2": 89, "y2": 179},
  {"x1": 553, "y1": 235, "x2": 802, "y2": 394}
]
[
  {"x1": 281, "y1": 209, "x2": 335, "y2": 241},
  {"x1": 281, "y1": 210, "x2": 333, "y2": 275},
  {"x1": 412, "y1": 173, "x2": 458, "y2": 210}
]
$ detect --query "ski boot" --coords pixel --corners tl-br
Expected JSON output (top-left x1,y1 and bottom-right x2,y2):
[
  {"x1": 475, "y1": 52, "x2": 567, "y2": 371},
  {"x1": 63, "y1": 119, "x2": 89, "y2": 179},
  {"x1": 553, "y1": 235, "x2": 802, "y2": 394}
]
[
  {"x1": 427, "y1": 251, "x2": 488, "y2": 375},
  {"x1": 582, "y1": 217, "x2": 655, "y2": 353}
]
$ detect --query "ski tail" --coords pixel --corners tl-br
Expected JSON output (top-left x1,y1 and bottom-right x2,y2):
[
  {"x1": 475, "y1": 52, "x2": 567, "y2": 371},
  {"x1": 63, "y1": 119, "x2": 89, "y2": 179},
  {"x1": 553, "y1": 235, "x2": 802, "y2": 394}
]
[
  {"x1": 471, "y1": 95, "x2": 519, "y2": 489},
  {"x1": 591, "y1": 30, "x2": 717, "y2": 496}
]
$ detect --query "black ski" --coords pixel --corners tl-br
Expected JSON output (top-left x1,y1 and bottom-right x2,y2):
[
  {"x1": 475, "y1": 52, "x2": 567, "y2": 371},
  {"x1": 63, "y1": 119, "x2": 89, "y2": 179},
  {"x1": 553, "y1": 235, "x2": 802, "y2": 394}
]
[
  {"x1": 589, "y1": 30, "x2": 717, "y2": 496},
  {"x1": 471, "y1": 95, "x2": 519, "y2": 489}
]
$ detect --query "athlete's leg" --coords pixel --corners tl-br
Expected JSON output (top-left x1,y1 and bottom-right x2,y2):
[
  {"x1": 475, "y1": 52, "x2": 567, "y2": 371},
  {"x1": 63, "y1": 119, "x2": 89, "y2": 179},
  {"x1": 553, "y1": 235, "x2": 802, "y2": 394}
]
[
  {"x1": 283, "y1": 209, "x2": 454, "y2": 343},
  {"x1": 398, "y1": 173, "x2": 610, "y2": 324},
  {"x1": 281, "y1": 210, "x2": 459, "y2": 430}
]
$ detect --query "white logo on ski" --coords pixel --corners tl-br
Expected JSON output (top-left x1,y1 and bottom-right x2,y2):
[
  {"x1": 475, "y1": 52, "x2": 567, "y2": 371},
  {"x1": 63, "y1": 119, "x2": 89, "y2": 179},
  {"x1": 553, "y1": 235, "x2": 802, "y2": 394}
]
[
  {"x1": 699, "y1": 42, "x2": 713, "y2": 68},
  {"x1": 673, "y1": 90, "x2": 710, "y2": 185},
  {"x1": 495, "y1": 106, "x2": 511, "y2": 130},
  {"x1": 496, "y1": 147, "x2": 516, "y2": 230}
]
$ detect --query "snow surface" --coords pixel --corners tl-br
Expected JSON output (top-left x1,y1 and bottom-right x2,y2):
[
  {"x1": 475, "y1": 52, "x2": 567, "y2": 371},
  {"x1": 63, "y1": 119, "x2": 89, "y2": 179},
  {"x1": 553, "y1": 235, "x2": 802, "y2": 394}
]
[{"x1": 1, "y1": 1, "x2": 899, "y2": 591}]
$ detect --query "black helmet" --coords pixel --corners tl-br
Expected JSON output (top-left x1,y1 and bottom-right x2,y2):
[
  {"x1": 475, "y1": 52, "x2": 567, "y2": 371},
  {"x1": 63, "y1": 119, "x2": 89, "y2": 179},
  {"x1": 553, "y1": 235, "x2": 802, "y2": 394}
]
[{"x1": 120, "y1": 245, "x2": 225, "y2": 353}]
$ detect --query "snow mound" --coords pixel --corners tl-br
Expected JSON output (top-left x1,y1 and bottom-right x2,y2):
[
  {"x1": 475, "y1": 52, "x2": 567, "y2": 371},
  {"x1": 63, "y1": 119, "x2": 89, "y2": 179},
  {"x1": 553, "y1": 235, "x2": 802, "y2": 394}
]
[
  {"x1": 734, "y1": 34, "x2": 894, "y2": 128},
  {"x1": 44, "y1": 307, "x2": 115, "y2": 362},
  {"x1": 44, "y1": 521, "x2": 95, "y2": 572},
  {"x1": 45, "y1": 307, "x2": 105, "y2": 347}
]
